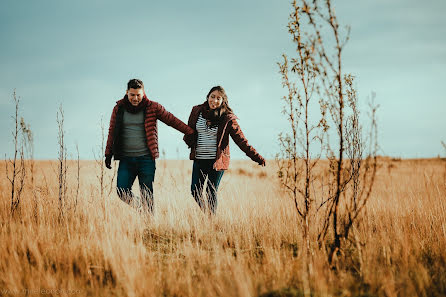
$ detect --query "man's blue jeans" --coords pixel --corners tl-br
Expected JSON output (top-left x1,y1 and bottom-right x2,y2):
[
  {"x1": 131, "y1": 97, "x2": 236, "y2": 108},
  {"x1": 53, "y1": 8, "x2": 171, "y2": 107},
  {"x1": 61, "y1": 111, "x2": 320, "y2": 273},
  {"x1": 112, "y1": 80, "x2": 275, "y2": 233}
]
[
  {"x1": 191, "y1": 159, "x2": 224, "y2": 214},
  {"x1": 117, "y1": 155, "x2": 156, "y2": 213}
]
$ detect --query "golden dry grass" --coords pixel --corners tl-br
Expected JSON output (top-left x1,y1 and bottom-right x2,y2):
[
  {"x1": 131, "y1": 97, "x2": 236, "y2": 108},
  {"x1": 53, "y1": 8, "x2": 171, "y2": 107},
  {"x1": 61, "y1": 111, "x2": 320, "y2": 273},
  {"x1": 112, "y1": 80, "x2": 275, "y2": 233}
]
[{"x1": 0, "y1": 158, "x2": 445, "y2": 297}]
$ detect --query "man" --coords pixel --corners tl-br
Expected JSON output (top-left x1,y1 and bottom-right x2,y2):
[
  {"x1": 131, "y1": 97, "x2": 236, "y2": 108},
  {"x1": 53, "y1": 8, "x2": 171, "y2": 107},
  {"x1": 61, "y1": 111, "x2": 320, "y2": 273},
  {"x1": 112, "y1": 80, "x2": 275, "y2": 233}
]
[{"x1": 105, "y1": 78, "x2": 194, "y2": 213}]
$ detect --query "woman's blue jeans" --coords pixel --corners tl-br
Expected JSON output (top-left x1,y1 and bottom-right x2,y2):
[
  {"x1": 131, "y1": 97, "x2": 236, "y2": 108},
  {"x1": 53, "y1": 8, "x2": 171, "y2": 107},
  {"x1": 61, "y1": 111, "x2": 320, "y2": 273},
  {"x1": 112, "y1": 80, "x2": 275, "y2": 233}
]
[
  {"x1": 191, "y1": 159, "x2": 224, "y2": 214},
  {"x1": 117, "y1": 155, "x2": 156, "y2": 213}
]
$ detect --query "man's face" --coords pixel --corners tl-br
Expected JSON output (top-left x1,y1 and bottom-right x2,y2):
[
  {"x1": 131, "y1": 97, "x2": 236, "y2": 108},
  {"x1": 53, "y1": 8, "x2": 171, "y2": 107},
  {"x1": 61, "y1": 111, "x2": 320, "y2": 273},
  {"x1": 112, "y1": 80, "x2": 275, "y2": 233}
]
[{"x1": 126, "y1": 88, "x2": 144, "y2": 106}]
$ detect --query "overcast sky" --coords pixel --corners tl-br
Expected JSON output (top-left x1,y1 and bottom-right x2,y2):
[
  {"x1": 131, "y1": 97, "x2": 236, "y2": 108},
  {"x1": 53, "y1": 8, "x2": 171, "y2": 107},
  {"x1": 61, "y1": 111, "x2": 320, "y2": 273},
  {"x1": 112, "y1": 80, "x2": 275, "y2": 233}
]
[{"x1": 1, "y1": 0, "x2": 445, "y2": 160}]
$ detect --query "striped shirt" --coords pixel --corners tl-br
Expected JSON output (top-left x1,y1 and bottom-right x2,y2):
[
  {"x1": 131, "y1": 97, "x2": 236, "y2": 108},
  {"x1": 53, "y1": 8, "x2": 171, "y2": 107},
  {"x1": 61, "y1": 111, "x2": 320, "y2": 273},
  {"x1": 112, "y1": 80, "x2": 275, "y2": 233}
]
[{"x1": 195, "y1": 113, "x2": 218, "y2": 159}]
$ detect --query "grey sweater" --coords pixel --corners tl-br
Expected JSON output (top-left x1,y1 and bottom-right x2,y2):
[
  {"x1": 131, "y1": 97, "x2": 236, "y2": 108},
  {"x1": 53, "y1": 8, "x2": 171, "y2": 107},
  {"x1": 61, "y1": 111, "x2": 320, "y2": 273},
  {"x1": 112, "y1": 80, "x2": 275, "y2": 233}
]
[{"x1": 121, "y1": 110, "x2": 151, "y2": 157}]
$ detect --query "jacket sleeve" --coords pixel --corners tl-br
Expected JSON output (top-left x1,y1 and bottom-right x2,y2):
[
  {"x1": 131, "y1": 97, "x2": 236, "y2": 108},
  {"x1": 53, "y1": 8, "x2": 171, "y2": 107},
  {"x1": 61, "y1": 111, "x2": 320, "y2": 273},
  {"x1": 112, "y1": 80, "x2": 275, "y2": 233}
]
[
  {"x1": 228, "y1": 119, "x2": 265, "y2": 164},
  {"x1": 156, "y1": 103, "x2": 194, "y2": 135},
  {"x1": 105, "y1": 105, "x2": 118, "y2": 157},
  {"x1": 183, "y1": 107, "x2": 197, "y2": 148}
]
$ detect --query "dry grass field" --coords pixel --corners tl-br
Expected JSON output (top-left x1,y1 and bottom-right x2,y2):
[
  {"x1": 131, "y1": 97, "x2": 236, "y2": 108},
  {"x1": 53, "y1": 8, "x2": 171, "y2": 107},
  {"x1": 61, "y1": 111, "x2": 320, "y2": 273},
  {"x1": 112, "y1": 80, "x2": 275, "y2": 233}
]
[{"x1": 0, "y1": 158, "x2": 445, "y2": 297}]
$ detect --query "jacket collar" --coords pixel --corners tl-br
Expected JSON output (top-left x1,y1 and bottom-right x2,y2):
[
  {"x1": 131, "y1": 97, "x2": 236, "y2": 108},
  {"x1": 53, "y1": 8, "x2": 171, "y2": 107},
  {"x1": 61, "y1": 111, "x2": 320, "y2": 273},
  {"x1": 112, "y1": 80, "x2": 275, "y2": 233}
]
[
  {"x1": 116, "y1": 91, "x2": 151, "y2": 106},
  {"x1": 197, "y1": 101, "x2": 238, "y2": 123}
]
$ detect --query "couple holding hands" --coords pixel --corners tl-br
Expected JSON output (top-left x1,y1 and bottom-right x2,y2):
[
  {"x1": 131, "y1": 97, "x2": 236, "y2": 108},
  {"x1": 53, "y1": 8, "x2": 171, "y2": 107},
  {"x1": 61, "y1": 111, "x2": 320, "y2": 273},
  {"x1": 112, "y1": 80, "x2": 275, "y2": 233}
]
[{"x1": 105, "y1": 79, "x2": 265, "y2": 215}]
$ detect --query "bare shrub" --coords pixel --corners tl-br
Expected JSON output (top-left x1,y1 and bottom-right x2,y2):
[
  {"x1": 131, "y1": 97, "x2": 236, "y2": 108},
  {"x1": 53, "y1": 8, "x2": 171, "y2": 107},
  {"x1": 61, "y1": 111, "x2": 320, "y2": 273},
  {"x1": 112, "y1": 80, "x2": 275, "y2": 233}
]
[
  {"x1": 95, "y1": 118, "x2": 106, "y2": 201},
  {"x1": 20, "y1": 118, "x2": 34, "y2": 184},
  {"x1": 304, "y1": 1, "x2": 379, "y2": 261},
  {"x1": 278, "y1": 0, "x2": 379, "y2": 271},
  {"x1": 20, "y1": 115, "x2": 37, "y2": 220},
  {"x1": 95, "y1": 117, "x2": 116, "y2": 216},
  {"x1": 5, "y1": 90, "x2": 27, "y2": 216},
  {"x1": 57, "y1": 104, "x2": 68, "y2": 219},
  {"x1": 277, "y1": 0, "x2": 328, "y2": 292},
  {"x1": 74, "y1": 143, "x2": 80, "y2": 213}
]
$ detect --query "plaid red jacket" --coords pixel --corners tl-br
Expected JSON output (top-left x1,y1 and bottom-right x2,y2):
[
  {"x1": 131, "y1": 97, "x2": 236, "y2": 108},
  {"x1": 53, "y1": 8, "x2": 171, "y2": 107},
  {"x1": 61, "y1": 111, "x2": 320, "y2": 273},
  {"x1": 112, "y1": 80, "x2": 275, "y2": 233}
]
[{"x1": 105, "y1": 97, "x2": 193, "y2": 160}]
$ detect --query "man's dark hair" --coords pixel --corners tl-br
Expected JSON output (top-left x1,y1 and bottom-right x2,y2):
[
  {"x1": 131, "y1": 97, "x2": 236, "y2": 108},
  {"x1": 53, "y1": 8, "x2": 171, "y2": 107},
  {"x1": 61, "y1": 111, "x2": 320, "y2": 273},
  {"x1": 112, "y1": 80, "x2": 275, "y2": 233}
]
[{"x1": 127, "y1": 79, "x2": 144, "y2": 90}]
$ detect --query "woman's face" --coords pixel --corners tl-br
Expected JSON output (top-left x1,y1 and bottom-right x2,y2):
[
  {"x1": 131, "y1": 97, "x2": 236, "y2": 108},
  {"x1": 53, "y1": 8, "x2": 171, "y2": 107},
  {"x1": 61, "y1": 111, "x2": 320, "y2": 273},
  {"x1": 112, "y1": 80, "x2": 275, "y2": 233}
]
[{"x1": 207, "y1": 90, "x2": 224, "y2": 110}]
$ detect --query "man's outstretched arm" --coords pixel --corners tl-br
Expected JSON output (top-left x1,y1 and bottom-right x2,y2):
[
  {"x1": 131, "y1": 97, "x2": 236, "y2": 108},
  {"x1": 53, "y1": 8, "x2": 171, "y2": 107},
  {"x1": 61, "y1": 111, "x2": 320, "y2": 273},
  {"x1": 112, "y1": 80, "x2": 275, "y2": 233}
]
[{"x1": 155, "y1": 103, "x2": 194, "y2": 135}]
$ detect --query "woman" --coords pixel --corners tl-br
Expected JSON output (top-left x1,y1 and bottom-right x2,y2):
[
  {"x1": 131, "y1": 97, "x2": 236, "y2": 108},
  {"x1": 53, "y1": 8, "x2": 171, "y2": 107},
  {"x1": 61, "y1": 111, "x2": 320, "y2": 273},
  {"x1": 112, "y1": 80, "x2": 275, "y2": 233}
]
[{"x1": 184, "y1": 86, "x2": 266, "y2": 214}]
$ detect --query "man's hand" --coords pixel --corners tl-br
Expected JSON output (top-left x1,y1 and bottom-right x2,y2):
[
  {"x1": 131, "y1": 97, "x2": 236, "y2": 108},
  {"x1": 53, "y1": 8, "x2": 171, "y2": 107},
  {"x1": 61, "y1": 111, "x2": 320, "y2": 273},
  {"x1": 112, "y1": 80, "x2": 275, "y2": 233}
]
[
  {"x1": 105, "y1": 155, "x2": 112, "y2": 169},
  {"x1": 258, "y1": 157, "x2": 266, "y2": 167}
]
